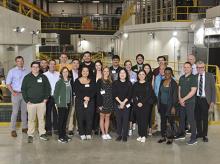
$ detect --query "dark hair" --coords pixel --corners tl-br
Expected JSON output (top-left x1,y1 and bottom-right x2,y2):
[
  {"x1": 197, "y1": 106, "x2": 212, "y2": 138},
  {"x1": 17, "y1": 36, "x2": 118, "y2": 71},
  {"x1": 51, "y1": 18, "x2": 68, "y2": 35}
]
[
  {"x1": 48, "y1": 59, "x2": 56, "y2": 65},
  {"x1": 60, "y1": 67, "x2": 70, "y2": 79},
  {"x1": 118, "y1": 68, "x2": 129, "y2": 82},
  {"x1": 184, "y1": 62, "x2": 192, "y2": 67},
  {"x1": 137, "y1": 70, "x2": 147, "y2": 81},
  {"x1": 164, "y1": 67, "x2": 174, "y2": 77},
  {"x1": 136, "y1": 54, "x2": 144, "y2": 60},
  {"x1": 71, "y1": 58, "x2": 80, "y2": 63},
  {"x1": 157, "y1": 56, "x2": 166, "y2": 61},
  {"x1": 83, "y1": 51, "x2": 92, "y2": 57},
  {"x1": 95, "y1": 60, "x2": 103, "y2": 66},
  {"x1": 124, "y1": 60, "x2": 132, "y2": 67},
  {"x1": 143, "y1": 63, "x2": 153, "y2": 83},
  {"x1": 112, "y1": 55, "x2": 120, "y2": 60},
  {"x1": 78, "y1": 66, "x2": 90, "y2": 79},
  {"x1": 15, "y1": 56, "x2": 24, "y2": 61},
  {"x1": 31, "y1": 61, "x2": 40, "y2": 67}
]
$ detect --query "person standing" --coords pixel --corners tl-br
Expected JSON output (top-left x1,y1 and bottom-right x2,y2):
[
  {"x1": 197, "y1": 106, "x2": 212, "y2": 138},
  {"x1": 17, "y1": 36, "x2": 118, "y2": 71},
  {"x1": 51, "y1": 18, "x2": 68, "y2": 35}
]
[
  {"x1": 74, "y1": 66, "x2": 96, "y2": 140},
  {"x1": 195, "y1": 61, "x2": 216, "y2": 142},
  {"x1": 112, "y1": 68, "x2": 132, "y2": 142},
  {"x1": 153, "y1": 56, "x2": 167, "y2": 77},
  {"x1": 54, "y1": 67, "x2": 72, "y2": 143},
  {"x1": 132, "y1": 54, "x2": 145, "y2": 73},
  {"x1": 6, "y1": 56, "x2": 29, "y2": 137},
  {"x1": 40, "y1": 59, "x2": 49, "y2": 74},
  {"x1": 109, "y1": 55, "x2": 122, "y2": 81},
  {"x1": 132, "y1": 70, "x2": 155, "y2": 143},
  {"x1": 176, "y1": 62, "x2": 197, "y2": 145},
  {"x1": 67, "y1": 58, "x2": 80, "y2": 136},
  {"x1": 157, "y1": 67, "x2": 178, "y2": 144},
  {"x1": 97, "y1": 66, "x2": 114, "y2": 140},
  {"x1": 55, "y1": 53, "x2": 72, "y2": 72},
  {"x1": 43, "y1": 60, "x2": 60, "y2": 136},
  {"x1": 21, "y1": 61, "x2": 51, "y2": 143}
]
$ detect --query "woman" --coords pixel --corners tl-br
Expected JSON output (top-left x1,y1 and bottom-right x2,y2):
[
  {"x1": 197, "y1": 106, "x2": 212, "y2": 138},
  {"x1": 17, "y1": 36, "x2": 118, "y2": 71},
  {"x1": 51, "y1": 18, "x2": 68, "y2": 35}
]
[
  {"x1": 73, "y1": 66, "x2": 96, "y2": 140},
  {"x1": 124, "y1": 60, "x2": 137, "y2": 136},
  {"x1": 54, "y1": 67, "x2": 72, "y2": 143},
  {"x1": 97, "y1": 66, "x2": 113, "y2": 140},
  {"x1": 158, "y1": 67, "x2": 178, "y2": 144},
  {"x1": 94, "y1": 60, "x2": 103, "y2": 82},
  {"x1": 112, "y1": 68, "x2": 132, "y2": 142},
  {"x1": 143, "y1": 63, "x2": 155, "y2": 136},
  {"x1": 132, "y1": 70, "x2": 155, "y2": 143}
]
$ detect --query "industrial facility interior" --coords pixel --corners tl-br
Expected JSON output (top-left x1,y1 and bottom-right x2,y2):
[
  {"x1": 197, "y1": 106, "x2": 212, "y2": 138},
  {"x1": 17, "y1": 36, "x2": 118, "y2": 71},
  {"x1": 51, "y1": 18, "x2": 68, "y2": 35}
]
[{"x1": 0, "y1": 0, "x2": 220, "y2": 164}]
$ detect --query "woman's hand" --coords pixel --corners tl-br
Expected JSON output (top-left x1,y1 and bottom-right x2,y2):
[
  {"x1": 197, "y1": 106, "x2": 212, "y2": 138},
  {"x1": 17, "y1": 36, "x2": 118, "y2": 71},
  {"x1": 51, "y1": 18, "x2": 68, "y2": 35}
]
[{"x1": 137, "y1": 103, "x2": 143, "y2": 108}]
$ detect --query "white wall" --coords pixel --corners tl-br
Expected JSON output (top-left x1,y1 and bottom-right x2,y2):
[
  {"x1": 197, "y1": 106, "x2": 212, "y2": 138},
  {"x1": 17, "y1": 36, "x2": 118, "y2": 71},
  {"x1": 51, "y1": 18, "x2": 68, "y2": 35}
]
[
  {"x1": 71, "y1": 34, "x2": 114, "y2": 53},
  {"x1": 0, "y1": 6, "x2": 41, "y2": 45},
  {"x1": 114, "y1": 22, "x2": 193, "y2": 70}
]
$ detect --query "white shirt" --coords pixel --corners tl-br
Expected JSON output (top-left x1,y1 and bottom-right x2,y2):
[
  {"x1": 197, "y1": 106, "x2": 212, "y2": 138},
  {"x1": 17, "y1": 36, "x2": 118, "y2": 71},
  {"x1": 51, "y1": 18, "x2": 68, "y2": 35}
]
[
  {"x1": 197, "y1": 72, "x2": 206, "y2": 97},
  {"x1": 72, "y1": 70, "x2": 78, "y2": 82},
  {"x1": 44, "y1": 71, "x2": 60, "y2": 96}
]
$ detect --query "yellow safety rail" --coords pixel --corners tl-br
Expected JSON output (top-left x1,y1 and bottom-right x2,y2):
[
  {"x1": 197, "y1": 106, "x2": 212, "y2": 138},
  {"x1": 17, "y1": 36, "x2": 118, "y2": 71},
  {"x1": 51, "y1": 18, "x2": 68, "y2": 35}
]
[
  {"x1": 0, "y1": 0, "x2": 50, "y2": 20},
  {"x1": 119, "y1": 2, "x2": 136, "y2": 28},
  {"x1": 41, "y1": 22, "x2": 118, "y2": 32}
]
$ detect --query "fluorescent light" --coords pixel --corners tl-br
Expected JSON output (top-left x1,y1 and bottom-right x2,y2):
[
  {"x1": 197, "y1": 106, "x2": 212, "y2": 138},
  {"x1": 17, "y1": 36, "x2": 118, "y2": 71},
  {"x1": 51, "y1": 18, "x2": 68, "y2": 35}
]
[
  {"x1": 92, "y1": 1, "x2": 100, "y2": 3},
  {"x1": 173, "y1": 31, "x2": 177, "y2": 36},
  {"x1": 57, "y1": 1, "x2": 64, "y2": 2},
  {"x1": 123, "y1": 33, "x2": 128, "y2": 39}
]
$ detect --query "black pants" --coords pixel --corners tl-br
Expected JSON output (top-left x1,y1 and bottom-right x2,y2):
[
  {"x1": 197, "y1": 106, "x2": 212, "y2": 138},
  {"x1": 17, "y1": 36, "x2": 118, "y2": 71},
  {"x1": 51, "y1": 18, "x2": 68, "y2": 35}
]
[
  {"x1": 148, "y1": 104, "x2": 153, "y2": 128},
  {"x1": 76, "y1": 99, "x2": 95, "y2": 135},
  {"x1": 45, "y1": 96, "x2": 58, "y2": 132},
  {"x1": 115, "y1": 106, "x2": 130, "y2": 137},
  {"x1": 159, "y1": 104, "x2": 175, "y2": 138},
  {"x1": 58, "y1": 107, "x2": 69, "y2": 139},
  {"x1": 178, "y1": 102, "x2": 196, "y2": 140},
  {"x1": 195, "y1": 97, "x2": 209, "y2": 137},
  {"x1": 136, "y1": 104, "x2": 150, "y2": 137}
]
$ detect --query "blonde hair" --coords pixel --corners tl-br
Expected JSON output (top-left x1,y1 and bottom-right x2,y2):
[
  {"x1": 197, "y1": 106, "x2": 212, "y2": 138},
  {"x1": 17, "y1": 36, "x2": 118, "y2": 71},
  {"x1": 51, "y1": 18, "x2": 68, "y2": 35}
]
[{"x1": 101, "y1": 66, "x2": 112, "y2": 84}]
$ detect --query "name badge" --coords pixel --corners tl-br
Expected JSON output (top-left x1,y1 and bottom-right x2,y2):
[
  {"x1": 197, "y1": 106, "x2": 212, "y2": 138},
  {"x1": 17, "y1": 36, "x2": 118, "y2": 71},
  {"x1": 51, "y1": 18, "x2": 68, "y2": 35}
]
[
  {"x1": 112, "y1": 70, "x2": 116, "y2": 74},
  {"x1": 37, "y1": 77, "x2": 42, "y2": 83},
  {"x1": 85, "y1": 84, "x2": 90, "y2": 88},
  {"x1": 134, "y1": 69, "x2": 138, "y2": 72},
  {"x1": 100, "y1": 90, "x2": 105, "y2": 95},
  {"x1": 126, "y1": 104, "x2": 131, "y2": 108}
]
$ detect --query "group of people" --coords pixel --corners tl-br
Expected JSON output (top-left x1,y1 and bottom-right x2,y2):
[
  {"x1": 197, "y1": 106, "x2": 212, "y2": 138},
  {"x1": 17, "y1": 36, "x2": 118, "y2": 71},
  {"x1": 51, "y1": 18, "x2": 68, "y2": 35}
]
[{"x1": 6, "y1": 52, "x2": 216, "y2": 145}]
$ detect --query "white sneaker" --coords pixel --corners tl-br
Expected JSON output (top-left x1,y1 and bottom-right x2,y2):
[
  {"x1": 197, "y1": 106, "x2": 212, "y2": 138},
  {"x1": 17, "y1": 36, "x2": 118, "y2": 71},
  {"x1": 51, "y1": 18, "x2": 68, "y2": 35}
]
[
  {"x1": 86, "y1": 135, "x2": 92, "y2": 140},
  {"x1": 80, "y1": 135, "x2": 86, "y2": 140},
  {"x1": 128, "y1": 129, "x2": 133, "y2": 136},
  {"x1": 102, "y1": 134, "x2": 107, "y2": 140},
  {"x1": 140, "y1": 137, "x2": 146, "y2": 143},
  {"x1": 132, "y1": 124, "x2": 136, "y2": 130},
  {"x1": 137, "y1": 137, "x2": 142, "y2": 142},
  {"x1": 106, "y1": 134, "x2": 112, "y2": 140}
]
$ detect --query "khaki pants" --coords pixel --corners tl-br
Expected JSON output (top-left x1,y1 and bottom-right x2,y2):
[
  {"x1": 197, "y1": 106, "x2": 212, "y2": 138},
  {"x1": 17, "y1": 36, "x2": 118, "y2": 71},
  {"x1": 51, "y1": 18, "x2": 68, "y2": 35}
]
[
  {"x1": 27, "y1": 102, "x2": 46, "y2": 136},
  {"x1": 67, "y1": 97, "x2": 77, "y2": 131}
]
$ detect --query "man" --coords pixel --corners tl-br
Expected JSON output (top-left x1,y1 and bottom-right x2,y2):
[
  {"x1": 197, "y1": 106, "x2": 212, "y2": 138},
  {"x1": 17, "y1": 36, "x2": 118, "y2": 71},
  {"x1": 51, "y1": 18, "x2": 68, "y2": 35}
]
[
  {"x1": 67, "y1": 58, "x2": 80, "y2": 136},
  {"x1": 6, "y1": 56, "x2": 29, "y2": 137},
  {"x1": 55, "y1": 53, "x2": 72, "y2": 72},
  {"x1": 132, "y1": 54, "x2": 144, "y2": 73},
  {"x1": 176, "y1": 62, "x2": 198, "y2": 145},
  {"x1": 79, "y1": 51, "x2": 95, "y2": 79},
  {"x1": 109, "y1": 55, "x2": 123, "y2": 81},
  {"x1": 181, "y1": 54, "x2": 197, "y2": 75},
  {"x1": 40, "y1": 59, "x2": 49, "y2": 74},
  {"x1": 153, "y1": 56, "x2": 167, "y2": 76},
  {"x1": 44, "y1": 60, "x2": 60, "y2": 136},
  {"x1": 21, "y1": 61, "x2": 51, "y2": 143},
  {"x1": 195, "y1": 61, "x2": 216, "y2": 142}
]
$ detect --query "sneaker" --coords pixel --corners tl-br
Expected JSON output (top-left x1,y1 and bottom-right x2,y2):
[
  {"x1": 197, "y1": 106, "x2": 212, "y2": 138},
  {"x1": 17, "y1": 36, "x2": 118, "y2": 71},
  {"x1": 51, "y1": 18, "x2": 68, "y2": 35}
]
[
  {"x1": 68, "y1": 131, "x2": 74, "y2": 137},
  {"x1": 132, "y1": 124, "x2": 136, "y2": 130},
  {"x1": 65, "y1": 135, "x2": 72, "y2": 142},
  {"x1": 128, "y1": 129, "x2": 132, "y2": 136},
  {"x1": 102, "y1": 134, "x2": 107, "y2": 140},
  {"x1": 187, "y1": 139, "x2": 198, "y2": 145},
  {"x1": 86, "y1": 135, "x2": 92, "y2": 140},
  {"x1": 174, "y1": 134, "x2": 185, "y2": 140},
  {"x1": 186, "y1": 129, "x2": 191, "y2": 135},
  {"x1": 115, "y1": 136, "x2": 122, "y2": 141},
  {"x1": 140, "y1": 137, "x2": 146, "y2": 143},
  {"x1": 58, "y1": 138, "x2": 68, "y2": 143},
  {"x1": 39, "y1": 134, "x2": 49, "y2": 141},
  {"x1": 28, "y1": 136, "x2": 33, "y2": 143},
  {"x1": 106, "y1": 134, "x2": 112, "y2": 140},
  {"x1": 148, "y1": 132, "x2": 152, "y2": 136},
  {"x1": 137, "y1": 137, "x2": 142, "y2": 142},
  {"x1": 80, "y1": 135, "x2": 86, "y2": 140}
]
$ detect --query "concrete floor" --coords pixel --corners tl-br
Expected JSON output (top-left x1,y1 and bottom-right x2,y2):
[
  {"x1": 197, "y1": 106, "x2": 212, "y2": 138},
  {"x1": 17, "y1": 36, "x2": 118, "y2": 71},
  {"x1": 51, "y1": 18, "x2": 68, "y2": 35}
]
[{"x1": 0, "y1": 126, "x2": 220, "y2": 164}]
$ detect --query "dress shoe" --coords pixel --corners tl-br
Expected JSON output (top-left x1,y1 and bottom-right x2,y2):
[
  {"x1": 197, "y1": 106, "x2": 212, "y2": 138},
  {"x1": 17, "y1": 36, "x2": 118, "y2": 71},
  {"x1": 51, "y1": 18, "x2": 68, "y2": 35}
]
[
  {"x1": 22, "y1": 128, "x2": 28, "y2": 134},
  {"x1": 11, "y1": 131, "x2": 17, "y2": 137},
  {"x1": 203, "y1": 136, "x2": 208, "y2": 142},
  {"x1": 115, "y1": 136, "x2": 122, "y2": 141}
]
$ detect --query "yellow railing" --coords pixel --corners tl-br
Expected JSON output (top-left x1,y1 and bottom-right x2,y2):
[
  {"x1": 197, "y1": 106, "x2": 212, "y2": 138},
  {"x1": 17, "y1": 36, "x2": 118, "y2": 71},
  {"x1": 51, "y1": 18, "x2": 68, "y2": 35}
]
[
  {"x1": 41, "y1": 22, "x2": 119, "y2": 32},
  {"x1": 119, "y1": 2, "x2": 136, "y2": 28},
  {"x1": 0, "y1": 0, "x2": 50, "y2": 20}
]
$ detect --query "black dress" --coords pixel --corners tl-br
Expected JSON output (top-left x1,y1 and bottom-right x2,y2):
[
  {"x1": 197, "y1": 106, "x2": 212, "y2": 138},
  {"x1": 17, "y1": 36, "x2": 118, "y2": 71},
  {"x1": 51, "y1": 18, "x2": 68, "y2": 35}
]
[{"x1": 96, "y1": 79, "x2": 113, "y2": 114}]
